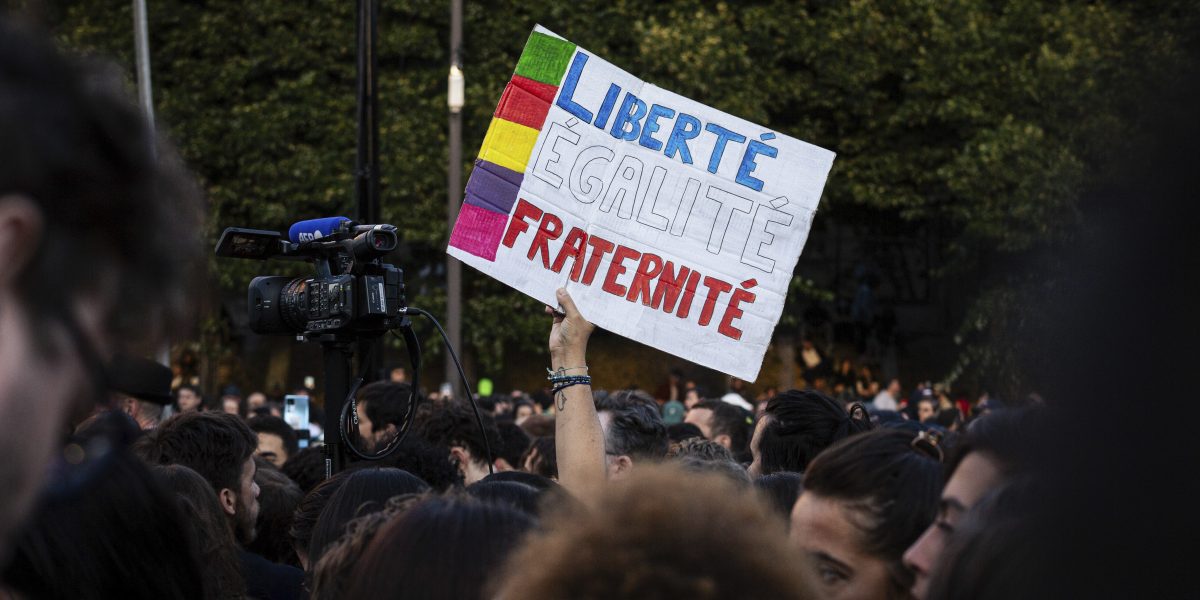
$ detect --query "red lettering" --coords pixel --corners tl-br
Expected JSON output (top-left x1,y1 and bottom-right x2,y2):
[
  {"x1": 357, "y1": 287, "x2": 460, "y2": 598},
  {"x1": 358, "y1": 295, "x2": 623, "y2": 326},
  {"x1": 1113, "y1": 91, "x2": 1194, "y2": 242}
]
[
  {"x1": 551, "y1": 227, "x2": 588, "y2": 278},
  {"x1": 718, "y1": 279, "x2": 758, "y2": 340},
  {"x1": 625, "y1": 253, "x2": 664, "y2": 305},
  {"x1": 526, "y1": 212, "x2": 564, "y2": 269},
  {"x1": 602, "y1": 245, "x2": 641, "y2": 297},
  {"x1": 651, "y1": 262, "x2": 690, "y2": 313},
  {"x1": 698, "y1": 276, "x2": 733, "y2": 326},
  {"x1": 502, "y1": 198, "x2": 542, "y2": 248},
  {"x1": 675, "y1": 270, "x2": 702, "y2": 319},
  {"x1": 581, "y1": 236, "x2": 615, "y2": 285}
]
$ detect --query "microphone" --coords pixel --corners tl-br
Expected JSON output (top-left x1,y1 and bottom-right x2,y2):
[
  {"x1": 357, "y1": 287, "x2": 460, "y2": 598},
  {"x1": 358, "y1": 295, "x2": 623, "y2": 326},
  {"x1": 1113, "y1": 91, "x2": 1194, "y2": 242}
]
[{"x1": 288, "y1": 216, "x2": 354, "y2": 244}]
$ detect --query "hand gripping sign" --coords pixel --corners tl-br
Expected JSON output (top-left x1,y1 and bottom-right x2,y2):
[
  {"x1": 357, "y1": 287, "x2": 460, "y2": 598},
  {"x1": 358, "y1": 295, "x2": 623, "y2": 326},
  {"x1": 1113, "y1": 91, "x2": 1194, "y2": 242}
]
[{"x1": 447, "y1": 26, "x2": 835, "y2": 382}]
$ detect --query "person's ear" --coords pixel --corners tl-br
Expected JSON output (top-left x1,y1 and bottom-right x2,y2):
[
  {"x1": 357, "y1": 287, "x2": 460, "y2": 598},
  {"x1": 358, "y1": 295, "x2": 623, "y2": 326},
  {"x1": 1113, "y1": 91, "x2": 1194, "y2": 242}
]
[
  {"x1": 0, "y1": 195, "x2": 44, "y2": 289},
  {"x1": 218, "y1": 487, "x2": 237, "y2": 516},
  {"x1": 715, "y1": 434, "x2": 732, "y2": 450},
  {"x1": 494, "y1": 457, "x2": 514, "y2": 472},
  {"x1": 449, "y1": 446, "x2": 471, "y2": 474},
  {"x1": 609, "y1": 455, "x2": 634, "y2": 479}
]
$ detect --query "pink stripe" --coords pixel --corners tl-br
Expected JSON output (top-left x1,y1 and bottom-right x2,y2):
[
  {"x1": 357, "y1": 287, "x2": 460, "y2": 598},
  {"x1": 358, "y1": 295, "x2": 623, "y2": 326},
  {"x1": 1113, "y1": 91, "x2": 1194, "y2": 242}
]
[{"x1": 449, "y1": 203, "x2": 509, "y2": 261}]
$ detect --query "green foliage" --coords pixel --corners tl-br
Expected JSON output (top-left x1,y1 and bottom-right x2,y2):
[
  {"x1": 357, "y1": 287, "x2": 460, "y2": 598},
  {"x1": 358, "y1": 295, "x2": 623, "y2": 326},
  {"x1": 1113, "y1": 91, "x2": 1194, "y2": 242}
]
[{"x1": 40, "y1": 0, "x2": 1198, "y2": 387}]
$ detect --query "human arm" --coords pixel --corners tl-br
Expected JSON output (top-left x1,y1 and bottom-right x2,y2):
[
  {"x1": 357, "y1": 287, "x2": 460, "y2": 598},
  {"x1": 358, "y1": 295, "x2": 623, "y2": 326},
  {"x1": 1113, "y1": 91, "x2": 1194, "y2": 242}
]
[{"x1": 546, "y1": 288, "x2": 606, "y2": 503}]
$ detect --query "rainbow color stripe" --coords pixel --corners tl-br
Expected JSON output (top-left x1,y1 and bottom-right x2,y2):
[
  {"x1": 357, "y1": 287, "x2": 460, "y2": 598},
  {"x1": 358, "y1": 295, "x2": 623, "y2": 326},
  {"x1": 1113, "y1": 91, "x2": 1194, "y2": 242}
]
[{"x1": 448, "y1": 31, "x2": 577, "y2": 261}]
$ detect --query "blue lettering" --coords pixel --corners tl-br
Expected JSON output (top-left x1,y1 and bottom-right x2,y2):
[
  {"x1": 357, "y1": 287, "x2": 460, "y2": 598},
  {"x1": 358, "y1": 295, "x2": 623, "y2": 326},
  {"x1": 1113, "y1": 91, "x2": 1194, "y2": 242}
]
[
  {"x1": 664, "y1": 113, "x2": 701, "y2": 165},
  {"x1": 555, "y1": 53, "x2": 594, "y2": 124},
  {"x1": 638, "y1": 104, "x2": 675, "y2": 151},
  {"x1": 593, "y1": 83, "x2": 622, "y2": 130},
  {"x1": 704, "y1": 123, "x2": 747, "y2": 175},
  {"x1": 609, "y1": 92, "x2": 648, "y2": 141},
  {"x1": 735, "y1": 140, "x2": 778, "y2": 192}
]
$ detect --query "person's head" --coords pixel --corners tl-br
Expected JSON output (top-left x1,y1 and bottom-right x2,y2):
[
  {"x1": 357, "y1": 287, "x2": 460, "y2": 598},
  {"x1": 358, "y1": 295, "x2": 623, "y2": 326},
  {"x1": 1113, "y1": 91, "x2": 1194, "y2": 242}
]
[
  {"x1": 666, "y1": 421, "x2": 704, "y2": 443},
  {"x1": 310, "y1": 494, "x2": 424, "y2": 600},
  {"x1": 923, "y1": 477, "x2": 1048, "y2": 600},
  {"x1": 136, "y1": 411, "x2": 260, "y2": 543},
  {"x1": 467, "y1": 480, "x2": 542, "y2": 516},
  {"x1": 248, "y1": 415, "x2": 299, "y2": 468},
  {"x1": 902, "y1": 408, "x2": 1043, "y2": 599},
  {"x1": 595, "y1": 390, "x2": 669, "y2": 478},
  {"x1": 0, "y1": 17, "x2": 202, "y2": 558},
  {"x1": 791, "y1": 428, "x2": 941, "y2": 599},
  {"x1": 750, "y1": 389, "x2": 871, "y2": 478},
  {"x1": 495, "y1": 421, "x2": 533, "y2": 471},
  {"x1": 246, "y1": 458, "x2": 303, "y2": 566},
  {"x1": 887, "y1": 379, "x2": 901, "y2": 396},
  {"x1": 281, "y1": 445, "x2": 326, "y2": 493},
  {"x1": 175, "y1": 385, "x2": 203, "y2": 413},
  {"x1": 684, "y1": 388, "x2": 702, "y2": 408},
  {"x1": 355, "y1": 381, "x2": 412, "y2": 450},
  {"x1": 514, "y1": 400, "x2": 536, "y2": 424},
  {"x1": 416, "y1": 401, "x2": 502, "y2": 484},
  {"x1": 246, "y1": 391, "x2": 268, "y2": 412},
  {"x1": 290, "y1": 472, "x2": 351, "y2": 570},
  {"x1": 221, "y1": 393, "x2": 245, "y2": 417},
  {"x1": 522, "y1": 435, "x2": 558, "y2": 480},
  {"x1": 685, "y1": 400, "x2": 754, "y2": 461},
  {"x1": 496, "y1": 465, "x2": 813, "y2": 599},
  {"x1": 107, "y1": 354, "x2": 171, "y2": 429},
  {"x1": 345, "y1": 494, "x2": 536, "y2": 600},
  {"x1": 917, "y1": 398, "x2": 936, "y2": 422},
  {"x1": 479, "y1": 469, "x2": 559, "y2": 492},
  {"x1": 153, "y1": 463, "x2": 247, "y2": 599},
  {"x1": 308, "y1": 467, "x2": 429, "y2": 565},
  {"x1": 348, "y1": 435, "x2": 465, "y2": 492}
]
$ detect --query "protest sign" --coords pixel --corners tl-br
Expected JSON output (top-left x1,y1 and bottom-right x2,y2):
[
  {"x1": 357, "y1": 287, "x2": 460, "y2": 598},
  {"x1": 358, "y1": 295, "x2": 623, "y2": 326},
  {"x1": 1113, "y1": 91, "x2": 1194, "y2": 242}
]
[{"x1": 447, "y1": 26, "x2": 836, "y2": 381}]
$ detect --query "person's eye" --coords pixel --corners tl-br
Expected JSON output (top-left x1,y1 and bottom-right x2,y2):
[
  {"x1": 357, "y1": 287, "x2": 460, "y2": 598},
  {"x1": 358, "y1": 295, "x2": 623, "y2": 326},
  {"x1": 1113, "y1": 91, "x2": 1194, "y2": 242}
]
[
  {"x1": 818, "y1": 565, "x2": 848, "y2": 586},
  {"x1": 935, "y1": 518, "x2": 955, "y2": 535}
]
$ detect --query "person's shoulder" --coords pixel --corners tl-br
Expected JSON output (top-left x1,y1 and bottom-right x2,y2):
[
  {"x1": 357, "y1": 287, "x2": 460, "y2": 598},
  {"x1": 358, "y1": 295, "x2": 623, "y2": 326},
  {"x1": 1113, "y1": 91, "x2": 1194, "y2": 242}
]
[{"x1": 239, "y1": 550, "x2": 303, "y2": 600}]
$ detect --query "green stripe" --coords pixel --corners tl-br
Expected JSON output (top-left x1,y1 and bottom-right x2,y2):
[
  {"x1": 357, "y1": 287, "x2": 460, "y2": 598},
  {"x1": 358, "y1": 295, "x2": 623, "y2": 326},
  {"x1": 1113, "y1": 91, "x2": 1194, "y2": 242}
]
[{"x1": 514, "y1": 31, "x2": 577, "y2": 86}]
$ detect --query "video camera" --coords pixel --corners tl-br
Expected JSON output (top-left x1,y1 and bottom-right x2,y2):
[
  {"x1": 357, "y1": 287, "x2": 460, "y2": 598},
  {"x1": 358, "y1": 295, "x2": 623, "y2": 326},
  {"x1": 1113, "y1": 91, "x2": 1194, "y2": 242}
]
[{"x1": 215, "y1": 216, "x2": 406, "y2": 337}]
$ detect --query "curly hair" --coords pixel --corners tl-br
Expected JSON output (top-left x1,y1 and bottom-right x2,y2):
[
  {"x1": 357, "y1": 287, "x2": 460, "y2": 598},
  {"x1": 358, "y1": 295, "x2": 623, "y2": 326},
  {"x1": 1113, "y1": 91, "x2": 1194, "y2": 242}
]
[
  {"x1": 495, "y1": 465, "x2": 814, "y2": 599},
  {"x1": 310, "y1": 493, "x2": 425, "y2": 600}
]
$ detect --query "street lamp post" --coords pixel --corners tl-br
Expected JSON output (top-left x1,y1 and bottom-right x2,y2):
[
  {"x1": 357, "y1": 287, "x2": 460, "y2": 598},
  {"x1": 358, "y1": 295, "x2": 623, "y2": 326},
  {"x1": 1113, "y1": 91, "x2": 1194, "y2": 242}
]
[{"x1": 446, "y1": 0, "x2": 465, "y2": 400}]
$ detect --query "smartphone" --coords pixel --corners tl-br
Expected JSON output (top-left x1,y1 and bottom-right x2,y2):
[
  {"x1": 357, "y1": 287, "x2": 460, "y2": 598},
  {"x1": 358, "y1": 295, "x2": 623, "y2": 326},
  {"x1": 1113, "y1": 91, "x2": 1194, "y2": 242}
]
[{"x1": 282, "y1": 396, "x2": 309, "y2": 448}]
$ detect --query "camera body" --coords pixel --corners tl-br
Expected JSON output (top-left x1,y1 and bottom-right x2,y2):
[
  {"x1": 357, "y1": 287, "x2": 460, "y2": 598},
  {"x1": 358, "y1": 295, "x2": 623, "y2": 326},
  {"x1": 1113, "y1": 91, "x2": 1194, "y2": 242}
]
[{"x1": 216, "y1": 220, "x2": 406, "y2": 337}]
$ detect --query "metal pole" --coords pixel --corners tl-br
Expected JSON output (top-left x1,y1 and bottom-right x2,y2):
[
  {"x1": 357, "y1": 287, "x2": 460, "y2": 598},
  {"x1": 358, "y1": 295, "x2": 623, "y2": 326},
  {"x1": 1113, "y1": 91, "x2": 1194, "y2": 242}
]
[
  {"x1": 355, "y1": 0, "x2": 383, "y2": 383},
  {"x1": 446, "y1": 0, "x2": 465, "y2": 401}
]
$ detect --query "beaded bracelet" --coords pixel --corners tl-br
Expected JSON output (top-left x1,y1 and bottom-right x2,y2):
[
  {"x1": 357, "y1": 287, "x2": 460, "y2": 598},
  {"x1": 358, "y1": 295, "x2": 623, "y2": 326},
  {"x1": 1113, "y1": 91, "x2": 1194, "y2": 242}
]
[
  {"x1": 546, "y1": 366, "x2": 588, "y2": 380},
  {"x1": 551, "y1": 376, "x2": 592, "y2": 410}
]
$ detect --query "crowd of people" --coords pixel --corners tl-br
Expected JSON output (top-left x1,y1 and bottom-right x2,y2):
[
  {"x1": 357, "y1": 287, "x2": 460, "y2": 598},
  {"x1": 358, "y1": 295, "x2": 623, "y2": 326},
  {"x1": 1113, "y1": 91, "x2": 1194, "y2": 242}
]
[{"x1": 2, "y1": 11, "x2": 1196, "y2": 600}]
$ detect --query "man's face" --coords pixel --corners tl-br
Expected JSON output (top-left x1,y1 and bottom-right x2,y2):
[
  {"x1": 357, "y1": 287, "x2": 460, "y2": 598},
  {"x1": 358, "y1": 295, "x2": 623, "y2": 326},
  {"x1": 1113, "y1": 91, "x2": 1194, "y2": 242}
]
[
  {"x1": 357, "y1": 400, "x2": 375, "y2": 446},
  {"x1": 791, "y1": 492, "x2": 893, "y2": 600},
  {"x1": 684, "y1": 389, "x2": 701, "y2": 409},
  {"x1": 515, "y1": 405, "x2": 534, "y2": 424},
  {"x1": 918, "y1": 400, "x2": 935, "y2": 422},
  {"x1": 234, "y1": 457, "x2": 261, "y2": 544},
  {"x1": 903, "y1": 451, "x2": 1005, "y2": 599},
  {"x1": 684, "y1": 407, "x2": 715, "y2": 439},
  {"x1": 246, "y1": 392, "x2": 266, "y2": 411},
  {"x1": 888, "y1": 380, "x2": 901, "y2": 396},
  {"x1": 222, "y1": 396, "x2": 240, "y2": 416},
  {"x1": 177, "y1": 388, "x2": 201, "y2": 412},
  {"x1": 256, "y1": 432, "x2": 289, "y2": 468}
]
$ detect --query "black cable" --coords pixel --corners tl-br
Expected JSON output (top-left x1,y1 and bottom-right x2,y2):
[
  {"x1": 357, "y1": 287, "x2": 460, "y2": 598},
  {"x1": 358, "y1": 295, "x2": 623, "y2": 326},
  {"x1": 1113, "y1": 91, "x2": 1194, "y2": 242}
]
[
  {"x1": 405, "y1": 306, "x2": 493, "y2": 475},
  {"x1": 339, "y1": 327, "x2": 422, "y2": 461}
]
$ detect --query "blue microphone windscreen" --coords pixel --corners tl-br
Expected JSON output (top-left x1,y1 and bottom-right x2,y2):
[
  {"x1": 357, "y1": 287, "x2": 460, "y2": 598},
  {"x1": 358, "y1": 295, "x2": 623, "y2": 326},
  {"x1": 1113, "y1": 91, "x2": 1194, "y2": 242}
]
[{"x1": 288, "y1": 216, "x2": 352, "y2": 243}]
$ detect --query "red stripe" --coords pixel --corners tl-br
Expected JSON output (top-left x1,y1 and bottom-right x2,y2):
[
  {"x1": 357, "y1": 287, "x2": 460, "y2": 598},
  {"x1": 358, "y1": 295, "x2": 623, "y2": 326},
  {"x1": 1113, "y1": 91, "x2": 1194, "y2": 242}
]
[{"x1": 494, "y1": 76, "x2": 556, "y2": 130}]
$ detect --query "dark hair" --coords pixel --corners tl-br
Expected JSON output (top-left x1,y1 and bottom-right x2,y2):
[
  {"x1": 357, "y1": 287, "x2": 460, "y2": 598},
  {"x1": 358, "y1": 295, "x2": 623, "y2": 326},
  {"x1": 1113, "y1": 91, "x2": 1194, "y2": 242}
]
[
  {"x1": 479, "y1": 470, "x2": 559, "y2": 492},
  {"x1": 345, "y1": 495, "x2": 536, "y2": 600},
  {"x1": 676, "y1": 456, "x2": 751, "y2": 487},
  {"x1": 311, "y1": 494, "x2": 425, "y2": 600},
  {"x1": 248, "y1": 415, "x2": 300, "y2": 461},
  {"x1": 0, "y1": 17, "x2": 202, "y2": 350},
  {"x1": 153, "y1": 464, "x2": 247, "y2": 599},
  {"x1": 281, "y1": 446, "x2": 327, "y2": 493},
  {"x1": 524, "y1": 436, "x2": 558, "y2": 479},
  {"x1": 802, "y1": 428, "x2": 942, "y2": 595},
  {"x1": 467, "y1": 480, "x2": 541, "y2": 516},
  {"x1": 139, "y1": 411, "x2": 256, "y2": 494},
  {"x1": 247, "y1": 458, "x2": 304, "y2": 566},
  {"x1": 693, "y1": 400, "x2": 754, "y2": 460},
  {"x1": 754, "y1": 471, "x2": 804, "y2": 525},
  {"x1": 4, "y1": 448, "x2": 204, "y2": 599},
  {"x1": 496, "y1": 421, "x2": 533, "y2": 469},
  {"x1": 758, "y1": 389, "x2": 871, "y2": 475},
  {"x1": 667, "y1": 422, "x2": 704, "y2": 443},
  {"x1": 308, "y1": 468, "x2": 430, "y2": 565},
  {"x1": 358, "y1": 381, "x2": 413, "y2": 433},
  {"x1": 347, "y1": 435, "x2": 464, "y2": 491},
  {"x1": 290, "y1": 472, "x2": 351, "y2": 569},
  {"x1": 596, "y1": 390, "x2": 669, "y2": 460},
  {"x1": 943, "y1": 407, "x2": 1043, "y2": 484},
  {"x1": 416, "y1": 401, "x2": 502, "y2": 469}
]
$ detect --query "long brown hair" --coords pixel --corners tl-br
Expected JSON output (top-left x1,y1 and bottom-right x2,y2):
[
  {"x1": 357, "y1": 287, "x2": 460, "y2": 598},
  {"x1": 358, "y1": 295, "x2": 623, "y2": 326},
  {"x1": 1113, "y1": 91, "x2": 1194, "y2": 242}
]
[{"x1": 153, "y1": 464, "x2": 247, "y2": 600}]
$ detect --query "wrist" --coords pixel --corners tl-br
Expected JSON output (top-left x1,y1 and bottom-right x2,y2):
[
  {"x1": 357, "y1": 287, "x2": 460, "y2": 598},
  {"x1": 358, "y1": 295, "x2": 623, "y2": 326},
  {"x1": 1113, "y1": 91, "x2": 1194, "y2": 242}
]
[{"x1": 551, "y1": 348, "x2": 587, "y2": 369}]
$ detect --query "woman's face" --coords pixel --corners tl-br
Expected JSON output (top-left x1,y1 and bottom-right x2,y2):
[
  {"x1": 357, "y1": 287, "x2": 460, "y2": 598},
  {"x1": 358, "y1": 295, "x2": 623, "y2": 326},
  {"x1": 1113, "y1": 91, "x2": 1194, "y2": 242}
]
[{"x1": 790, "y1": 492, "x2": 893, "y2": 600}]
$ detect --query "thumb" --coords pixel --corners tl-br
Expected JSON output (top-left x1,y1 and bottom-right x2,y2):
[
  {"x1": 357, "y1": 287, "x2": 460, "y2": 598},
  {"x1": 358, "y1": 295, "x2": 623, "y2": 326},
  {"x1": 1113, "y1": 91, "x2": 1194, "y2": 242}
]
[{"x1": 556, "y1": 287, "x2": 580, "y2": 319}]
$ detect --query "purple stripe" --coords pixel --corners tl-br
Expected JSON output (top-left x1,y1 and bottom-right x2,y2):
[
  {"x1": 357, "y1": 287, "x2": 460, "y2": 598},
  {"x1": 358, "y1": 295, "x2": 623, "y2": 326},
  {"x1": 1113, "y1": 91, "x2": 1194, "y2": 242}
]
[{"x1": 464, "y1": 159, "x2": 524, "y2": 215}]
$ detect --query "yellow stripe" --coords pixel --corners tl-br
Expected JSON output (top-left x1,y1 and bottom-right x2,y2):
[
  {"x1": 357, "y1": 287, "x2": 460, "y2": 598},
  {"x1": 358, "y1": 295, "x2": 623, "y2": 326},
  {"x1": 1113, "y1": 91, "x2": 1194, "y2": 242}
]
[{"x1": 478, "y1": 118, "x2": 540, "y2": 174}]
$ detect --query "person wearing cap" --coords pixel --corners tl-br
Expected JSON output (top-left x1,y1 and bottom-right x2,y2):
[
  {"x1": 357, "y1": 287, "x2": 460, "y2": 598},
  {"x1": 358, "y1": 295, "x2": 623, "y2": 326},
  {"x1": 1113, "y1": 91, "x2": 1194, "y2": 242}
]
[{"x1": 108, "y1": 355, "x2": 174, "y2": 430}]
